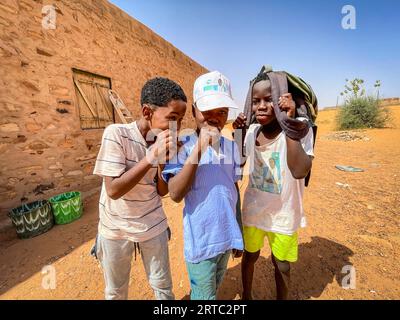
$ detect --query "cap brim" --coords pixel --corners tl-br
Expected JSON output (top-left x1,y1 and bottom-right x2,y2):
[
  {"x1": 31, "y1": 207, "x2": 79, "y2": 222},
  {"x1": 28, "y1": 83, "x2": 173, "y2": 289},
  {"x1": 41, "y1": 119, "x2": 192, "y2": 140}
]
[{"x1": 195, "y1": 94, "x2": 238, "y2": 112}]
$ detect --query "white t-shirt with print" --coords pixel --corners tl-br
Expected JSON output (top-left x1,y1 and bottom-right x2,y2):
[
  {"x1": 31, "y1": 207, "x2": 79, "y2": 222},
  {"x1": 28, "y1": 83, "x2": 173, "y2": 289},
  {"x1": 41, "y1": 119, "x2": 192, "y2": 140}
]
[{"x1": 242, "y1": 124, "x2": 314, "y2": 235}]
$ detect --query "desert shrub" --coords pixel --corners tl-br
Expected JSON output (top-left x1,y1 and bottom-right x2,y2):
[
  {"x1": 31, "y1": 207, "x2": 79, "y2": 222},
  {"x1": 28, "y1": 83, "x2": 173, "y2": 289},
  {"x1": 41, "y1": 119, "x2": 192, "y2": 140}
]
[
  {"x1": 336, "y1": 95, "x2": 390, "y2": 129},
  {"x1": 336, "y1": 79, "x2": 391, "y2": 130}
]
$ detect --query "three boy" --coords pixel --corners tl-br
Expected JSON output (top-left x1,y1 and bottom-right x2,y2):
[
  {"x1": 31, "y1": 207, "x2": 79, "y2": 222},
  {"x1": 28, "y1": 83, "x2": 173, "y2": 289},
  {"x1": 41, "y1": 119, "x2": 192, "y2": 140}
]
[{"x1": 94, "y1": 70, "x2": 313, "y2": 300}]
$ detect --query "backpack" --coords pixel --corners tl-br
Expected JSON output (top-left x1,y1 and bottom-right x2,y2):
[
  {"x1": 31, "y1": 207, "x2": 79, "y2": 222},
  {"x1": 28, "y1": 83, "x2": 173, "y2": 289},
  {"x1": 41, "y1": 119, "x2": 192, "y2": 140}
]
[
  {"x1": 242, "y1": 65, "x2": 318, "y2": 186},
  {"x1": 244, "y1": 65, "x2": 318, "y2": 127}
]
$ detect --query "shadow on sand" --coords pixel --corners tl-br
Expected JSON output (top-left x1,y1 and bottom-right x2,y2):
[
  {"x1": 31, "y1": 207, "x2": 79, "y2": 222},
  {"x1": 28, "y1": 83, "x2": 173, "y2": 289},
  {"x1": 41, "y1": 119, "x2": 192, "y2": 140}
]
[{"x1": 217, "y1": 236, "x2": 354, "y2": 300}]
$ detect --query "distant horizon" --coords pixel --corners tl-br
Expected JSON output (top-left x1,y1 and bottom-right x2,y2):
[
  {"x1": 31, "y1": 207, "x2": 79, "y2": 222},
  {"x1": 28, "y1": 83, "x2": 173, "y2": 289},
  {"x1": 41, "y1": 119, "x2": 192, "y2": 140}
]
[
  {"x1": 319, "y1": 96, "x2": 400, "y2": 110},
  {"x1": 110, "y1": 0, "x2": 400, "y2": 111}
]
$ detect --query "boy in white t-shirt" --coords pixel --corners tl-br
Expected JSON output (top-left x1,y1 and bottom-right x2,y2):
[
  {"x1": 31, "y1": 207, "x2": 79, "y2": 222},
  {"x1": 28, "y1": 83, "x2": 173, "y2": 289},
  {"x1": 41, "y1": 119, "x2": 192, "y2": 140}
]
[{"x1": 233, "y1": 72, "x2": 314, "y2": 300}]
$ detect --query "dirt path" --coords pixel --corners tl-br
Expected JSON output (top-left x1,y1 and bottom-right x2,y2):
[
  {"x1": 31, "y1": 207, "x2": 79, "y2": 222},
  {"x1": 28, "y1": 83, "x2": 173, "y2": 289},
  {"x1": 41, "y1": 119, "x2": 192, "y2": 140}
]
[{"x1": 1, "y1": 106, "x2": 399, "y2": 300}]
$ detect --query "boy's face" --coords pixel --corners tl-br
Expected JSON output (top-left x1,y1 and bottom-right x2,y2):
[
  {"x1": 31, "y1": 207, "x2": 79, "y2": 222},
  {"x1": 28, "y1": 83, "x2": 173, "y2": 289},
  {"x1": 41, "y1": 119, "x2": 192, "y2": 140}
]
[
  {"x1": 143, "y1": 99, "x2": 187, "y2": 131},
  {"x1": 192, "y1": 105, "x2": 229, "y2": 131},
  {"x1": 252, "y1": 80, "x2": 276, "y2": 126}
]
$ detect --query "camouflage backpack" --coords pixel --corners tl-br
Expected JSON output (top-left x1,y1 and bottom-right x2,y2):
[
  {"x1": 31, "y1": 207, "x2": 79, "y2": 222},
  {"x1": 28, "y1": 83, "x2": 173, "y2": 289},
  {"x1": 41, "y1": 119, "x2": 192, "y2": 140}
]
[{"x1": 242, "y1": 65, "x2": 318, "y2": 186}]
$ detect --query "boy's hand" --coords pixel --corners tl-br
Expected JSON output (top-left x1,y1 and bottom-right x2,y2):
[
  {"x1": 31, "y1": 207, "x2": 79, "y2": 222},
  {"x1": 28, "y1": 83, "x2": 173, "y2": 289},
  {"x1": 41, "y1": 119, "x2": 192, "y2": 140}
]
[
  {"x1": 232, "y1": 249, "x2": 243, "y2": 258},
  {"x1": 279, "y1": 93, "x2": 296, "y2": 118},
  {"x1": 232, "y1": 112, "x2": 247, "y2": 129},
  {"x1": 147, "y1": 130, "x2": 177, "y2": 165},
  {"x1": 197, "y1": 125, "x2": 220, "y2": 152}
]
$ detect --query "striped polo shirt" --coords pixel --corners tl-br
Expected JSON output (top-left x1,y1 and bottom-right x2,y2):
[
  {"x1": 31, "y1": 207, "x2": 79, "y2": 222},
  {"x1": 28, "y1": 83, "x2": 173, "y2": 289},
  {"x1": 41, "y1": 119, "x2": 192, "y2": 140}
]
[{"x1": 93, "y1": 122, "x2": 168, "y2": 243}]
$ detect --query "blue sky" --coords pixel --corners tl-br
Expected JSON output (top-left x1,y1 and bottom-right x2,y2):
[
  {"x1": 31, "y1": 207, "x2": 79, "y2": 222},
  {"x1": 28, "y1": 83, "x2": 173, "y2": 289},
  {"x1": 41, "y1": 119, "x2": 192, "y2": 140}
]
[{"x1": 110, "y1": 0, "x2": 400, "y2": 110}]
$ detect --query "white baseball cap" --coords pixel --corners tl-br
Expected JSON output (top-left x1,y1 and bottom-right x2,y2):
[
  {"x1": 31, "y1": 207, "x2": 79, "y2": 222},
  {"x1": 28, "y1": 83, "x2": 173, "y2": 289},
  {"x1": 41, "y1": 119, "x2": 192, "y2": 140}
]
[{"x1": 193, "y1": 71, "x2": 238, "y2": 112}]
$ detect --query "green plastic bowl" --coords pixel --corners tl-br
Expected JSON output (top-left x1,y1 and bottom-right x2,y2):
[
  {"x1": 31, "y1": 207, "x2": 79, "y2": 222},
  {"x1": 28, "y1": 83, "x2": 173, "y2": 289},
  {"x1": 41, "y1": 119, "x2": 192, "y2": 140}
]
[
  {"x1": 49, "y1": 191, "x2": 83, "y2": 225},
  {"x1": 8, "y1": 200, "x2": 54, "y2": 239}
]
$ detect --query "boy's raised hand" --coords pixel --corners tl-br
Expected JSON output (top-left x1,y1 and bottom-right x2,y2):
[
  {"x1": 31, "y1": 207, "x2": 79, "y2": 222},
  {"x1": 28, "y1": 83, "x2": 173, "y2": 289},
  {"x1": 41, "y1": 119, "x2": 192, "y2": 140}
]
[
  {"x1": 278, "y1": 93, "x2": 296, "y2": 118},
  {"x1": 232, "y1": 112, "x2": 247, "y2": 129},
  {"x1": 198, "y1": 125, "x2": 220, "y2": 152},
  {"x1": 147, "y1": 130, "x2": 177, "y2": 165}
]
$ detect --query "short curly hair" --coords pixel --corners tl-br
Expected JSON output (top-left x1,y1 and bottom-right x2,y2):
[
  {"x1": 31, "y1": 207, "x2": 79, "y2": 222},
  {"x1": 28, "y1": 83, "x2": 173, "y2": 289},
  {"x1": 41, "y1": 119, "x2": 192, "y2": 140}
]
[
  {"x1": 140, "y1": 77, "x2": 187, "y2": 107},
  {"x1": 254, "y1": 71, "x2": 270, "y2": 85}
]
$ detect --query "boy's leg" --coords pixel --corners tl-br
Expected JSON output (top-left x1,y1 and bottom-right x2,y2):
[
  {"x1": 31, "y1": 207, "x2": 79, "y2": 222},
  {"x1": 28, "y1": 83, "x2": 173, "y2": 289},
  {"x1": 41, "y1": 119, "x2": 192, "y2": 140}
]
[
  {"x1": 215, "y1": 250, "x2": 232, "y2": 289},
  {"x1": 140, "y1": 228, "x2": 175, "y2": 300},
  {"x1": 241, "y1": 226, "x2": 265, "y2": 300},
  {"x1": 186, "y1": 256, "x2": 219, "y2": 300},
  {"x1": 241, "y1": 249, "x2": 260, "y2": 300},
  {"x1": 96, "y1": 234, "x2": 134, "y2": 300},
  {"x1": 271, "y1": 254, "x2": 290, "y2": 300},
  {"x1": 266, "y1": 232, "x2": 298, "y2": 300}
]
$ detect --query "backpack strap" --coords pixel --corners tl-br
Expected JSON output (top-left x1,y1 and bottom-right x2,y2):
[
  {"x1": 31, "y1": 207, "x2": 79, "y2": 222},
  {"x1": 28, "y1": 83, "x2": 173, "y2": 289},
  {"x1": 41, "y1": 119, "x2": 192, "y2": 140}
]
[
  {"x1": 304, "y1": 124, "x2": 318, "y2": 187},
  {"x1": 267, "y1": 71, "x2": 310, "y2": 140},
  {"x1": 241, "y1": 66, "x2": 317, "y2": 186},
  {"x1": 244, "y1": 78, "x2": 255, "y2": 128}
]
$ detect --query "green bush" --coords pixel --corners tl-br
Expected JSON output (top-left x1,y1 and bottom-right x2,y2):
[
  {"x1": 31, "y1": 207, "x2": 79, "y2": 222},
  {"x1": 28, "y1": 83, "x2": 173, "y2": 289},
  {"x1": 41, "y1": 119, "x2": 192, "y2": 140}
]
[
  {"x1": 336, "y1": 96, "x2": 390, "y2": 130},
  {"x1": 336, "y1": 78, "x2": 391, "y2": 130}
]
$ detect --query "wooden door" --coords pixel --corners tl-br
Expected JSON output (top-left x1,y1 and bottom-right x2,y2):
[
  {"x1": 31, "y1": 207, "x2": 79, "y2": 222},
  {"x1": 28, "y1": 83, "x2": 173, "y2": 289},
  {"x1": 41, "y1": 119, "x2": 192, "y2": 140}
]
[{"x1": 72, "y1": 69, "x2": 114, "y2": 129}]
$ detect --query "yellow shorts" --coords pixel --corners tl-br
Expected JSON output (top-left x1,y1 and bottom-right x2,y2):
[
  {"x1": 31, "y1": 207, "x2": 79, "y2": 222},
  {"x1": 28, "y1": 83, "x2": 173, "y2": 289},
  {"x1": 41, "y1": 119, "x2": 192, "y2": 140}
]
[{"x1": 243, "y1": 226, "x2": 298, "y2": 262}]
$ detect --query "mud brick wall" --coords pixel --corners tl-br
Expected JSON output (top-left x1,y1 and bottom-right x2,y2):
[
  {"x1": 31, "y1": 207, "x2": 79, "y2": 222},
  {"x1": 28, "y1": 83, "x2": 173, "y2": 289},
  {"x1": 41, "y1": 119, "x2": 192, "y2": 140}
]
[{"x1": 0, "y1": 0, "x2": 207, "y2": 233}]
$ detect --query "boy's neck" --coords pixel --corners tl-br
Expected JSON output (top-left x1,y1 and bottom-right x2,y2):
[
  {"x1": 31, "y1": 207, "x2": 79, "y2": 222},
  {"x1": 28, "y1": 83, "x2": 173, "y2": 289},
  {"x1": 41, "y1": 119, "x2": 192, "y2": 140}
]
[
  {"x1": 260, "y1": 120, "x2": 282, "y2": 139},
  {"x1": 137, "y1": 118, "x2": 152, "y2": 145}
]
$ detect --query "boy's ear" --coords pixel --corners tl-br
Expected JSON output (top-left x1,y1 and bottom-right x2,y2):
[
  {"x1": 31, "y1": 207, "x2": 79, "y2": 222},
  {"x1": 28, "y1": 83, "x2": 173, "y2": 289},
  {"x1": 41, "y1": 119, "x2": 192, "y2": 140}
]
[{"x1": 142, "y1": 104, "x2": 153, "y2": 121}]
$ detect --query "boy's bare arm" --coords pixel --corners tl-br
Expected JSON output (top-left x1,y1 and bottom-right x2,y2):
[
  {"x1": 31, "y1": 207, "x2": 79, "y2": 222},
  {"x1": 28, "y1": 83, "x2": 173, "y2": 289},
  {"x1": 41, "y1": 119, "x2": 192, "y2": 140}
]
[
  {"x1": 232, "y1": 112, "x2": 248, "y2": 167},
  {"x1": 156, "y1": 164, "x2": 169, "y2": 197},
  {"x1": 285, "y1": 137, "x2": 312, "y2": 179},
  {"x1": 105, "y1": 130, "x2": 173, "y2": 200},
  {"x1": 105, "y1": 157, "x2": 154, "y2": 200},
  {"x1": 279, "y1": 93, "x2": 312, "y2": 179}
]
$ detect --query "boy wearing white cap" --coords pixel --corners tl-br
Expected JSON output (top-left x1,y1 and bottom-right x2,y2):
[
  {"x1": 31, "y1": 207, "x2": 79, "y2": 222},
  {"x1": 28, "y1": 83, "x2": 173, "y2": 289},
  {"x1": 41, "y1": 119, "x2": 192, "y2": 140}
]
[{"x1": 162, "y1": 71, "x2": 244, "y2": 300}]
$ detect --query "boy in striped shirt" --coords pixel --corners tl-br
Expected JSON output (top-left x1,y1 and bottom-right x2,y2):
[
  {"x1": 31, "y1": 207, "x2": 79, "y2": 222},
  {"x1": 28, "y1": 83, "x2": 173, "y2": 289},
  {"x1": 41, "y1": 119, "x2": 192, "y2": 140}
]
[{"x1": 93, "y1": 77, "x2": 187, "y2": 300}]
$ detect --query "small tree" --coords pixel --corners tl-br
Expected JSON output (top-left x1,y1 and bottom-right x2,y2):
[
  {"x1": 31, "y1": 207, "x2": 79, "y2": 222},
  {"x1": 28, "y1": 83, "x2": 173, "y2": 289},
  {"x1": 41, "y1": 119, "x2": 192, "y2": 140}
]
[
  {"x1": 340, "y1": 78, "x2": 365, "y2": 101},
  {"x1": 374, "y1": 80, "x2": 381, "y2": 100},
  {"x1": 336, "y1": 78, "x2": 390, "y2": 130}
]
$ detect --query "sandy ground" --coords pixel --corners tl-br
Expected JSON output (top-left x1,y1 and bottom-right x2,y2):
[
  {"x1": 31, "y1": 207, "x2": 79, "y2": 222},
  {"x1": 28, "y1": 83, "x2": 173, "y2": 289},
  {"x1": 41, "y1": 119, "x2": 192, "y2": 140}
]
[{"x1": 1, "y1": 106, "x2": 399, "y2": 300}]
